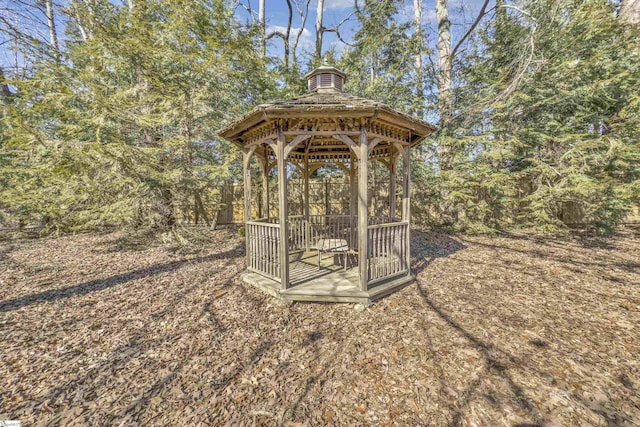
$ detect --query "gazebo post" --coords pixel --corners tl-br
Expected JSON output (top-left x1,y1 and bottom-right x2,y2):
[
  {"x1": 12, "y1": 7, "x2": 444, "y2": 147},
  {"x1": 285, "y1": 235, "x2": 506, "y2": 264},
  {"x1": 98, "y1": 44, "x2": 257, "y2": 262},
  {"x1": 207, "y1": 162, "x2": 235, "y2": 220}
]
[
  {"x1": 349, "y1": 158, "x2": 357, "y2": 249},
  {"x1": 357, "y1": 126, "x2": 369, "y2": 292},
  {"x1": 242, "y1": 146, "x2": 254, "y2": 267},
  {"x1": 401, "y1": 145, "x2": 411, "y2": 274},
  {"x1": 260, "y1": 156, "x2": 269, "y2": 220},
  {"x1": 276, "y1": 125, "x2": 290, "y2": 289},
  {"x1": 389, "y1": 152, "x2": 397, "y2": 221},
  {"x1": 303, "y1": 156, "x2": 310, "y2": 250},
  {"x1": 303, "y1": 157, "x2": 310, "y2": 221}
]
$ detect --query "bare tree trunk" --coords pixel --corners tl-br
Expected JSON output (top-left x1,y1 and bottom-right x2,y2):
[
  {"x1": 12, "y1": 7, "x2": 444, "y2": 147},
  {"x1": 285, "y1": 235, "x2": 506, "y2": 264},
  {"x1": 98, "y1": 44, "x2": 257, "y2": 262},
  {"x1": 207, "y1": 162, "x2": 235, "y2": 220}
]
[
  {"x1": 315, "y1": 0, "x2": 324, "y2": 64},
  {"x1": 370, "y1": 56, "x2": 375, "y2": 83},
  {"x1": 264, "y1": 1, "x2": 292, "y2": 70},
  {"x1": 292, "y1": 0, "x2": 310, "y2": 66},
  {"x1": 162, "y1": 189, "x2": 176, "y2": 227},
  {"x1": 68, "y1": 0, "x2": 89, "y2": 40},
  {"x1": 0, "y1": 68, "x2": 12, "y2": 104},
  {"x1": 44, "y1": 0, "x2": 60, "y2": 57},
  {"x1": 435, "y1": 0, "x2": 454, "y2": 171},
  {"x1": 211, "y1": 209, "x2": 220, "y2": 230},
  {"x1": 620, "y1": 0, "x2": 640, "y2": 24},
  {"x1": 284, "y1": 0, "x2": 292, "y2": 70},
  {"x1": 194, "y1": 191, "x2": 211, "y2": 227},
  {"x1": 259, "y1": 0, "x2": 266, "y2": 56},
  {"x1": 435, "y1": 0, "x2": 452, "y2": 119},
  {"x1": 414, "y1": 0, "x2": 424, "y2": 118}
]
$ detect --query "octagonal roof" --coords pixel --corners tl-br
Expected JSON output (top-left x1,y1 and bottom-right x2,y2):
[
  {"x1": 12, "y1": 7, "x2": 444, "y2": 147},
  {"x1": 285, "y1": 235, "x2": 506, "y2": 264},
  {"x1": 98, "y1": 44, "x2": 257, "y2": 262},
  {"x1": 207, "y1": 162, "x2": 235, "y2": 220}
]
[{"x1": 219, "y1": 69, "x2": 436, "y2": 146}]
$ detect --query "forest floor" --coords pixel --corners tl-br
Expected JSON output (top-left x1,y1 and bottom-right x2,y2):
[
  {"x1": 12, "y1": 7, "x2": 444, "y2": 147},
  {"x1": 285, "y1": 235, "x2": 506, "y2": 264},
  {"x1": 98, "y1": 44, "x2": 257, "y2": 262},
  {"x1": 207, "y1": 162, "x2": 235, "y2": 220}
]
[{"x1": 1, "y1": 226, "x2": 639, "y2": 426}]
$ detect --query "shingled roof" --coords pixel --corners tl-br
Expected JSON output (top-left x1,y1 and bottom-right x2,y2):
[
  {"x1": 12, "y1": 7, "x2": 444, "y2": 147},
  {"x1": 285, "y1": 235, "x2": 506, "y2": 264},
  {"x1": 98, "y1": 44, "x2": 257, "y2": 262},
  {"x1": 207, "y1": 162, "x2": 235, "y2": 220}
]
[{"x1": 217, "y1": 67, "x2": 436, "y2": 145}]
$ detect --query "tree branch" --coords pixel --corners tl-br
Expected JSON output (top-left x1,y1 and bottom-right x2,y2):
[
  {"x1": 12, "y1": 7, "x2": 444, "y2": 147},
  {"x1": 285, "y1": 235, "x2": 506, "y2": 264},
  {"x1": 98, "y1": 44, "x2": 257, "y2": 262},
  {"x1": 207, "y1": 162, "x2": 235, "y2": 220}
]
[{"x1": 450, "y1": 0, "x2": 491, "y2": 60}]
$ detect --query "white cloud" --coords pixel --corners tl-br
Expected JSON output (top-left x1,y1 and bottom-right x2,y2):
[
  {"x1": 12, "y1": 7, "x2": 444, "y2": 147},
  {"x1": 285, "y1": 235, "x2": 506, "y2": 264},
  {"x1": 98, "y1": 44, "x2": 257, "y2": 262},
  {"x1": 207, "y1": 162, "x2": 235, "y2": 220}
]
[
  {"x1": 326, "y1": 0, "x2": 355, "y2": 10},
  {"x1": 266, "y1": 25, "x2": 314, "y2": 50},
  {"x1": 310, "y1": 0, "x2": 354, "y2": 11}
]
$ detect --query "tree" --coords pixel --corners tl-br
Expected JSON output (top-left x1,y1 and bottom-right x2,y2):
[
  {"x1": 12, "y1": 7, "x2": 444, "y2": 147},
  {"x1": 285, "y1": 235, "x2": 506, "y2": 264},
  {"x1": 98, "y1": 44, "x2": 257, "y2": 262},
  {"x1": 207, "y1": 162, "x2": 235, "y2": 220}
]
[
  {"x1": 439, "y1": 0, "x2": 640, "y2": 232},
  {"x1": 0, "y1": 0, "x2": 274, "y2": 232},
  {"x1": 315, "y1": 0, "x2": 325, "y2": 64},
  {"x1": 338, "y1": 0, "x2": 419, "y2": 113},
  {"x1": 620, "y1": 0, "x2": 640, "y2": 24}
]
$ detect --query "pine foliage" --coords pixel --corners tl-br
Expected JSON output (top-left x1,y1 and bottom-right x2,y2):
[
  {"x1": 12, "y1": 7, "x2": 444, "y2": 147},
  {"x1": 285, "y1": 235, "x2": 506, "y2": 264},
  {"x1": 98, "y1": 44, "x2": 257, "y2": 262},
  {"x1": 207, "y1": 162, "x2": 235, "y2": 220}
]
[
  {"x1": 1, "y1": 0, "x2": 273, "y2": 232},
  {"x1": 0, "y1": 0, "x2": 638, "y2": 234}
]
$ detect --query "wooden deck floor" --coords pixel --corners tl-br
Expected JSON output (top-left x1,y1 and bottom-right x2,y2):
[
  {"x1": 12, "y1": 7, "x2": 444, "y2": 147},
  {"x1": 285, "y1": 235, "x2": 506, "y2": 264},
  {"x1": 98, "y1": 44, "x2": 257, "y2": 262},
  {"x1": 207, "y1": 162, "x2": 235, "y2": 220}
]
[
  {"x1": 282, "y1": 251, "x2": 366, "y2": 301},
  {"x1": 289, "y1": 251, "x2": 358, "y2": 286}
]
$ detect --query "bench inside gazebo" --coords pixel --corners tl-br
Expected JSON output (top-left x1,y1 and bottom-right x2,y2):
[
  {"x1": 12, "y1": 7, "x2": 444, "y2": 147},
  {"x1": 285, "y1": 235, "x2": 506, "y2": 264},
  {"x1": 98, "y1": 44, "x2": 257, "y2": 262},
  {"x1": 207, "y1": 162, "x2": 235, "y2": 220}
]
[{"x1": 218, "y1": 66, "x2": 436, "y2": 304}]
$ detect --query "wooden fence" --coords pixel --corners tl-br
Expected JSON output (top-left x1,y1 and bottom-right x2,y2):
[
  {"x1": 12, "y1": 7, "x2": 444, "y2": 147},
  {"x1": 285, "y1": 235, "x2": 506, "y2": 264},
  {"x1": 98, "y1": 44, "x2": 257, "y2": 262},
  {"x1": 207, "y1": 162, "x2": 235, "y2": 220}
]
[{"x1": 219, "y1": 177, "x2": 392, "y2": 224}]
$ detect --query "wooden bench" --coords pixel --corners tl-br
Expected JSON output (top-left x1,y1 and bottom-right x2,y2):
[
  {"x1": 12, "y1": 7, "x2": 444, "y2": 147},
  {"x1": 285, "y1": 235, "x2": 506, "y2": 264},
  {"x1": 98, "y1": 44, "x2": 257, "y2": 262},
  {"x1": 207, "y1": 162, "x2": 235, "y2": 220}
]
[{"x1": 316, "y1": 238, "x2": 352, "y2": 271}]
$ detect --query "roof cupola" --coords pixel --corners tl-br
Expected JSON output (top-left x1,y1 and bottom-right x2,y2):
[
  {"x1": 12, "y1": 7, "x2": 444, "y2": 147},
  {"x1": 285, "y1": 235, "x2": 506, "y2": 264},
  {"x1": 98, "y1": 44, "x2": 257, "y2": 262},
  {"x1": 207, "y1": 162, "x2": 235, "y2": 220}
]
[{"x1": 305, "y1": 65, "x2": 347, "y2": 93}]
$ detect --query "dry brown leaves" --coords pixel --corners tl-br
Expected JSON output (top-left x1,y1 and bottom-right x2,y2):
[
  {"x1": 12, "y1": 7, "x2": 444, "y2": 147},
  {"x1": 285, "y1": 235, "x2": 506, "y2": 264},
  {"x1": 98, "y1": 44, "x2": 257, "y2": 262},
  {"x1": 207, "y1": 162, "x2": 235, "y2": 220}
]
[{"x1": 1, "y1": 226, "x2": 638, "y2": 426}]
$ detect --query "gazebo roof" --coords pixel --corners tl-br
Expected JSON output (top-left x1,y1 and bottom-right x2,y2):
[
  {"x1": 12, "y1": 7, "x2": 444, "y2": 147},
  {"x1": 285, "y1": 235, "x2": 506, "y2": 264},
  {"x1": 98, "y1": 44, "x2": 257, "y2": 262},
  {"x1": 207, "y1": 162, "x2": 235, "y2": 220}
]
[{"x1": 218, "y1": 73, "x2": 436, "y2": 148}]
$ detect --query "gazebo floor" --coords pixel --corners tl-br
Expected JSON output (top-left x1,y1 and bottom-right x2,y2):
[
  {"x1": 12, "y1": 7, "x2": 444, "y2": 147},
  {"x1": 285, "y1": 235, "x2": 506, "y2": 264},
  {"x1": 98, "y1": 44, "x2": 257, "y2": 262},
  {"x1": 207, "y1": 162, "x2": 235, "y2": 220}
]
[{"x1": 242, "y1": 251, "x2": 414, "y2": 304}]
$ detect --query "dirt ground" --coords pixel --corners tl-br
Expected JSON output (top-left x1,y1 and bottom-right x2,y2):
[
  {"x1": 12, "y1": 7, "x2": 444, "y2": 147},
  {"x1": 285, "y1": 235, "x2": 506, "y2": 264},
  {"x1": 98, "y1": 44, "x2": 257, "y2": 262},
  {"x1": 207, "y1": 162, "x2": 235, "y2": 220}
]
[{"x1": 1, "y1": 226, "x2": 638, "y2": 426}]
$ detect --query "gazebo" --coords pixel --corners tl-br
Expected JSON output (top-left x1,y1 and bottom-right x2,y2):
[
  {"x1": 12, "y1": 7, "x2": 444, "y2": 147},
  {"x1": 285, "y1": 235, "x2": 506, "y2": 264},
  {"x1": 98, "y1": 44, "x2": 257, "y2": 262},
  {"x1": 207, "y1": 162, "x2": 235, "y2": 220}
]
[{"x1": 218, "y1": 66, "x2": 436, "y2": 304}]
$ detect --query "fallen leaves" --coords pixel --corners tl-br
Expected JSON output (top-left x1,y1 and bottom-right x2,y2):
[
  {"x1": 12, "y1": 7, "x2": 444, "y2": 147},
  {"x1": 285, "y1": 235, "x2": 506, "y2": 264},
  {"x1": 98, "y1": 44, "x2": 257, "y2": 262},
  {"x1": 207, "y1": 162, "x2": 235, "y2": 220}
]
[{"x1": 0, "y1": 226, "x2": 639, "y2": 425}]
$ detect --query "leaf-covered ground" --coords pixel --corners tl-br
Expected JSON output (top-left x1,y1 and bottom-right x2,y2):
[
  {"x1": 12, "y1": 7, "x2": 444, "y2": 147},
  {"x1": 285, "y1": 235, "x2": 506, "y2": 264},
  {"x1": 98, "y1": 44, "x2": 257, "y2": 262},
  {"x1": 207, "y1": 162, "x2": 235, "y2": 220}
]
[{"x1": 1, "y1": 227, "x2": 638, "y2": 426}]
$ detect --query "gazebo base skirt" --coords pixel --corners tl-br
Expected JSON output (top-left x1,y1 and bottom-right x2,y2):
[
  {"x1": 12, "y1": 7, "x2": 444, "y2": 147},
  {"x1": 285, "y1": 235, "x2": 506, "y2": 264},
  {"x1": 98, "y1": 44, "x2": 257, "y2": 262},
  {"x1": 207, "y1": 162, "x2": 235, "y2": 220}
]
[{"x1": 241, "y1": 258, "x2": 415, "y2": 304}]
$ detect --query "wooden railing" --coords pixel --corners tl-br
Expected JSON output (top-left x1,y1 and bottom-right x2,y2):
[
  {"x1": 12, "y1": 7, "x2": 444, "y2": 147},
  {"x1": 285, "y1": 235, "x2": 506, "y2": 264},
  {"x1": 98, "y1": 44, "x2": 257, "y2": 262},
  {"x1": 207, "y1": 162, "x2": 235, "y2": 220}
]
[
  {"x1": 367, "y1": 221, "x2": 409, "y2": 283},
  {"x1": 309, "y1": 215, "x2": 354, "y2": 249},
  {"x1": 246, "y1": 220, "x2": 281, "y2": 281},
  {"x1": 288, "y1": 215, "x2": 308, "y2": 251},
  {"x1": 288, "y1": 215, "x2": 396, "y2": 253},
  {"x1": 254, "y1": 217, "x2": 279, "y2": 224},
  {"x1": 247, "y1": 215, "x2": 408, "y2": 286},
  {"x1": 288, "y1": 215, "x2": 356, "y2": 251}
]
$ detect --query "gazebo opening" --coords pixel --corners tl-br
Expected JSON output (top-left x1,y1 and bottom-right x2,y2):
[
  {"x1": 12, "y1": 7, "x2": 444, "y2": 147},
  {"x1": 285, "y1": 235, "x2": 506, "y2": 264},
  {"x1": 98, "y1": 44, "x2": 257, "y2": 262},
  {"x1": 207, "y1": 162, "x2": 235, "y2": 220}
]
[{"x1": 218, "y1": 66, "x2": 436, "y2": 304}]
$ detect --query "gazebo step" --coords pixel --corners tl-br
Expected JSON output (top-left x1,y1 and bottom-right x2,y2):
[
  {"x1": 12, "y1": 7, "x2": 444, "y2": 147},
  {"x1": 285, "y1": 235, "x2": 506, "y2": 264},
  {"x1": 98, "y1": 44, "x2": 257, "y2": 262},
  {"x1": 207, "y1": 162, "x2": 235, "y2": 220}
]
[
  {"x1": 281, "y1": 281, "x2": 368, "y2": 303},
  {"x1": 241, "y1": 271, "x2": 280, "y2": 299},
  {"x1": 241, "y1": 269, "x2": 415, "y2": 304},
  {"x1": 367, "y1": 274, "x2": 415, "y2": 301}
]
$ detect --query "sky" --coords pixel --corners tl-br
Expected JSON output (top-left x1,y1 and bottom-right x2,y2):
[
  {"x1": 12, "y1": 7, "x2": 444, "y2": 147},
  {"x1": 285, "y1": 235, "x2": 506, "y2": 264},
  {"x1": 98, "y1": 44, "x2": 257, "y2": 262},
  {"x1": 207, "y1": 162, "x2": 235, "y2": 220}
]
[
  {"x1": 0, "y1": 0, "x2": 495, "y2": 73},
  {"x1": 232, "y1": 0, "x2": 495, "y2": 65}
]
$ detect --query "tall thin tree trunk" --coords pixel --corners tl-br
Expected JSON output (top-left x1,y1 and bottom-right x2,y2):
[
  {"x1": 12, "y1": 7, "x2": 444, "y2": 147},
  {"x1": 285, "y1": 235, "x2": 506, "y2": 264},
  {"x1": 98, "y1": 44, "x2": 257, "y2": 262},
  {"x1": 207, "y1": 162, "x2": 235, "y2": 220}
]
[
  {"x1": 44, "y1": 0, "x2": 60, "y2": 57},
  {"x1": 315, "y1": 0, "x2": 324, "y2": 64},
  {"x1": 284, "y1": 0, "x2": 292, "y2": 70},
  {"x1": 620, "y1": 0, "x2": 640, "y2": 24},
  {"x1": 0, "y1": 68, "x2": 12, "y2": 104},
  {"x1": 69, "y1": 0, "x2": 89, "y2": 40},
  {"x1": 292, "y1": 0, "x2": 310, "y2": 66},
  {"x1": 414, "y1": 0, "x2": 424, "y2": 118},
  {"x1": 436, "y1": 0, "x2": 453, "y2": 171},
  {"x1": 259, "y1": 0, "x2": 266, "y2": 56},
  {"x1": 162, "y1": 189, "x2": 176, "y2": 227},
  {"x1": 194, "y1": 191, "x2": 211, "y2": 227},
  {"x1": 436, "y1": 0, "x2": 452, "y2": 119}
]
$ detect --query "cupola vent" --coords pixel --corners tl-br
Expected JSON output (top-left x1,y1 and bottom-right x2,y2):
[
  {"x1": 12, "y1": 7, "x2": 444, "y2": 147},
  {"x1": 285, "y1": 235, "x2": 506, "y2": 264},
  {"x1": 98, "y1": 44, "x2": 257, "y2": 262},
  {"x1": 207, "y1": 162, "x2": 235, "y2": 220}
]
[{"x1": 305, "y1": 66, "x2": 347, "y2": 93}]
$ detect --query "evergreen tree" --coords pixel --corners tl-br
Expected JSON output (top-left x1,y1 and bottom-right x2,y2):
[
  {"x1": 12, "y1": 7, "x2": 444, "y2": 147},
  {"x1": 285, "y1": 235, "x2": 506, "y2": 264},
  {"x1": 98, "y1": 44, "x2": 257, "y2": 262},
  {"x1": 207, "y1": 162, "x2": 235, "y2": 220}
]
[
  {"x1": 337, "y1": 0, "x2": 426, "y2": 114},
  {"x1": 433, "y1": 0, "x2": 640, "y2": 232},
  {"x1": 0, "y1": 0, "x2": 273, "y2": 231}
]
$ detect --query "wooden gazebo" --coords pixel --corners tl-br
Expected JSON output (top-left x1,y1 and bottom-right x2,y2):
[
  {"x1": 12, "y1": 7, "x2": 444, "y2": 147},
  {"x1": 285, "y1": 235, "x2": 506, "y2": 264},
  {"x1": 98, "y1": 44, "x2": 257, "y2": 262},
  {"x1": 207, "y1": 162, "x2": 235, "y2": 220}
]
[{"x1": 218, "y1": 66, "x2": 436, "y2": 304}]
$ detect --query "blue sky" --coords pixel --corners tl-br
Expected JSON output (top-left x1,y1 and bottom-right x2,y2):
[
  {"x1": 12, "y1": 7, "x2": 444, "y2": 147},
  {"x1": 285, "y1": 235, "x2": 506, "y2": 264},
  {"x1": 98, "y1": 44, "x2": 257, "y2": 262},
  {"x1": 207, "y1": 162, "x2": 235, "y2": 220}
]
[
  {"x1": 0, "y1": 0, "x2": 495, "y2": 72},
  {"x1": 233, "y1": 0, "x2": 495, "y2": 64}
]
